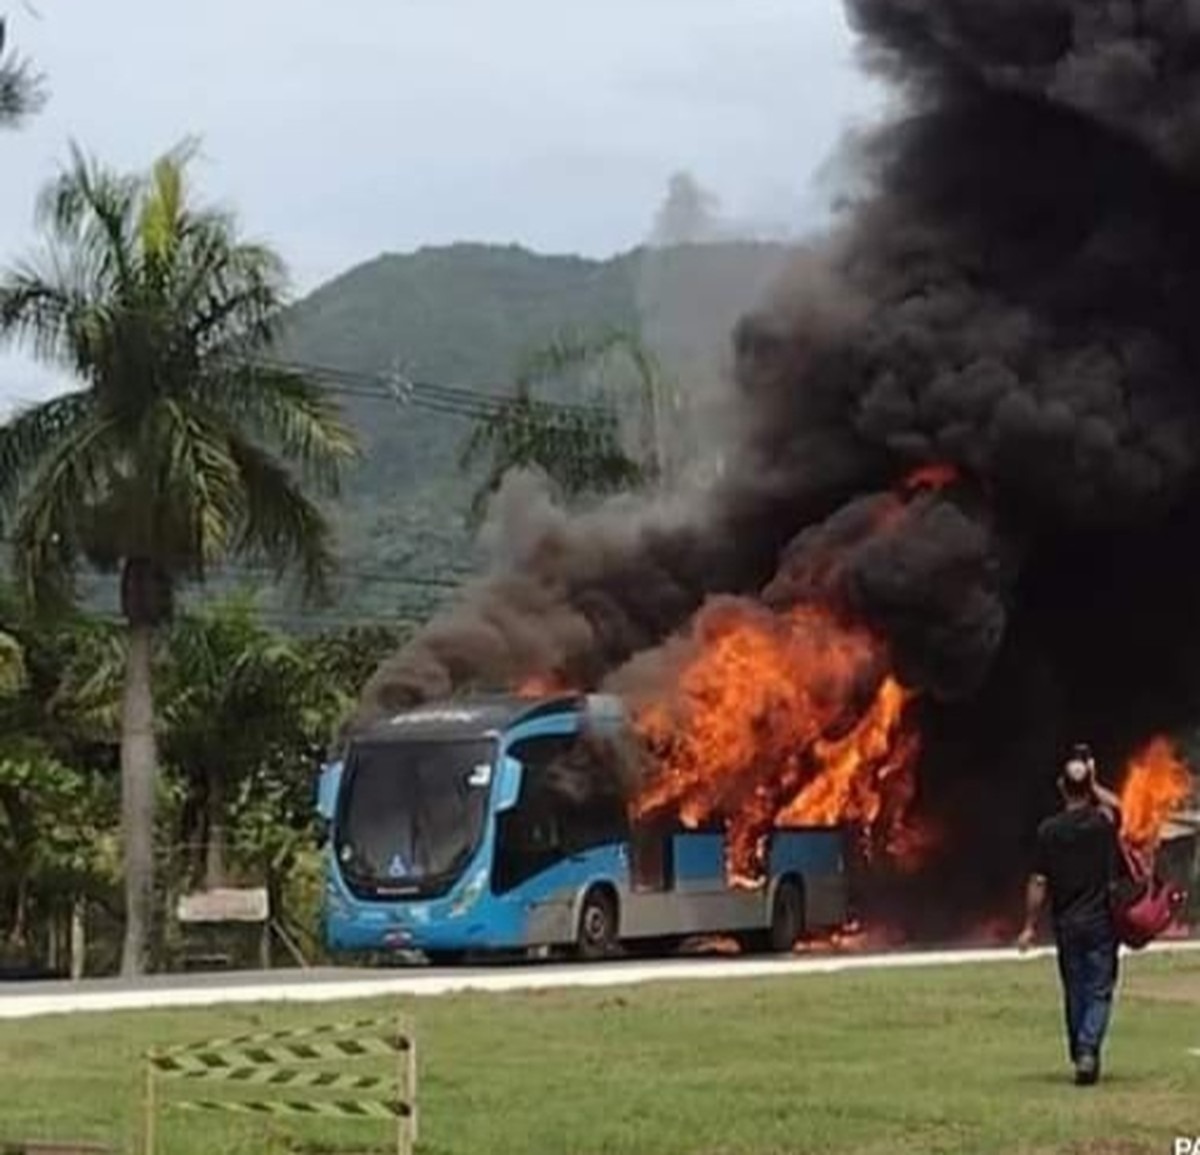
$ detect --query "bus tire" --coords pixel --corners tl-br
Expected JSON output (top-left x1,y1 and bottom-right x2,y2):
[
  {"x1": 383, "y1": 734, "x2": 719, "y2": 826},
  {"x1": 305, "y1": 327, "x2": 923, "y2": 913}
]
[
  {"x1": 575, "y1": 887, "x2": 619, "y2": 960},
  {"x1": 769, "y1": 878, "x2": 805, "y2": 954},
  {"x1": 425, "y1": 950, "x2": 467, "y2": 967}
]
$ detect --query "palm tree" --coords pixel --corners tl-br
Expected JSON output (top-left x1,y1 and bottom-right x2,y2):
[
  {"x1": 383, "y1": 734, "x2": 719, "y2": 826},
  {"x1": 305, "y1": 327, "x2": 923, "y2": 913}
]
[
  {"x1": 0, "y1": 18, "x2": 45, "y2": 128},
  {"x1": 459, "y1": 327, "x2": 664, "y2": 522},
  {"x1": 460, "y1": 391, "x2": 644, "y2": 525},
  {"x1": 0, "y1": 141, "x2": 357, "y2": 974},
  {"x1": 518, "y1": 327, "x2": 672, "y2": 480},
  {"x1": 160, "y1": 597, "x2": 324, "y2": 891}
]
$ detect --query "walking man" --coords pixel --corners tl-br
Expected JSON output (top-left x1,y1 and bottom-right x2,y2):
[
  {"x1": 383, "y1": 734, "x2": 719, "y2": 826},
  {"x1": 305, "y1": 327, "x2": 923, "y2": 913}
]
[{"x1": 1017, "y1": 745, "x2": 1123, "y2": 1085}]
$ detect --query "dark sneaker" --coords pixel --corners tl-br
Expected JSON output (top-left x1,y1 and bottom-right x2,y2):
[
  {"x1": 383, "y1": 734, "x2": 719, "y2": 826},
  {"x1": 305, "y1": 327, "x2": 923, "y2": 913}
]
[{"x1": 1074, "y1": 1052, "x2": 1099, "y2": 1086}]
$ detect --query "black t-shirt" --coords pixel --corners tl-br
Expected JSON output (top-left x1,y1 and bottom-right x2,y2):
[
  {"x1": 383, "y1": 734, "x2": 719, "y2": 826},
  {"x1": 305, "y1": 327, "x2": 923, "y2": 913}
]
[{"x1": 1033, "y1": 805, "x2": 1121, "y2": 934}]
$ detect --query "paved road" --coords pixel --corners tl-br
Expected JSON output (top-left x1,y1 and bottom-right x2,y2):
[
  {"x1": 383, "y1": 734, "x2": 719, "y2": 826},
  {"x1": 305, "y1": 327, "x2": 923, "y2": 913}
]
[{"x1": 3, "y1": 939, "x2": 1198, "y2": 1021}]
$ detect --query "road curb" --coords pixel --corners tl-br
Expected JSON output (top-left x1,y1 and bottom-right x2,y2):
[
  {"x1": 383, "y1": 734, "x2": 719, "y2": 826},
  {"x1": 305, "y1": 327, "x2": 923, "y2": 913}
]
[{"x1": 2, "y1": 940, "x2": 1198, "y2": 1022}]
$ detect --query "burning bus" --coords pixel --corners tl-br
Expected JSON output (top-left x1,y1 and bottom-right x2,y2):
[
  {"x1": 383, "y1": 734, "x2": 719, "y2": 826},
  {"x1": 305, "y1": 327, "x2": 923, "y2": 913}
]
[
  {"x1": 340, "y1": 0, "x2": 1200, "y2": 940},
  {"x1": 316, "y1": 693, "x2": 850, "y2": 963}
]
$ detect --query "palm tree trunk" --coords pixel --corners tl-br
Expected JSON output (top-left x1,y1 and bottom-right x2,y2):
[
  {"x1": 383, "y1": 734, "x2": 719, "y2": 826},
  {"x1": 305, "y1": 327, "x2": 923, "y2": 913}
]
[
  {"x1": 70, "y1": 896, "x2": 86, "y2": 980},
  {"x1": 7, "y1": 874, "x2": 28, "y2": 949},
  {"x1": 119, "y1": 621, "x2": 158, "y2": 977},
  {"x1": 204, "y1": 770, "x2": 227, "y2": 890}
]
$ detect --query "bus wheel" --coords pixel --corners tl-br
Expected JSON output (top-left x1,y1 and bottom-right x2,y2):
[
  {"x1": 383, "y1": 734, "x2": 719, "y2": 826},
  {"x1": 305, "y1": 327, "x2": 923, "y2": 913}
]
[
  {"x1": 425, "y1": 950, "x2": 467, "y2": 967},
  {"x1": 576, "y1": 888, "x2": 618, "y2": 960},
  {"x1": 769, "y1": 880, "x2": 805, "y2": 954}
]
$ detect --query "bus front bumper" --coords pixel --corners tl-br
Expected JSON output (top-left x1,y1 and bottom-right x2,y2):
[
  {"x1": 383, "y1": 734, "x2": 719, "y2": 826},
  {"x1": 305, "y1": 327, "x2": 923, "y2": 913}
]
[
  {"x1": 325, "y1": 914, "x2": 501, "y2": 953},
  {"x1": 323, "y1": 894, "x2": 529, "y2": 954}
]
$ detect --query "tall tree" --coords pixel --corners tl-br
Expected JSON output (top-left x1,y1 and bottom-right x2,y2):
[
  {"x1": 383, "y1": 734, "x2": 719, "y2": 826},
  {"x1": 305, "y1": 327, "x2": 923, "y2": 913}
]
[
  {"x1": 0, "y1": 17, "x2": 45, "y2": 128},
  {"x1": 0, "y1": 141, "x2": 357, "y2": 974}
]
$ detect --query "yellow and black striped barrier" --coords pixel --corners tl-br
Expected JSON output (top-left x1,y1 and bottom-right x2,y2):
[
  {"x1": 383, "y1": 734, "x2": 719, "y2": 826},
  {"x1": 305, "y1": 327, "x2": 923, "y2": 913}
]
[{"x1": 142, "y1": 1015, "x2": 417, "y2": 1155}]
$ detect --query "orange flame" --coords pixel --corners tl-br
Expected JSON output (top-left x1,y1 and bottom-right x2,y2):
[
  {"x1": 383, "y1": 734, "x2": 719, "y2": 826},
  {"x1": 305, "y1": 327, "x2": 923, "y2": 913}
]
[
  {"x1": 792, "y1": 920, "x2": 905, "y2": 954},
  {"x1": 1119, "y1": 736, "x2": 1192, "y2": 847},
  {"x1": 631, "y1": 601, "x2": 928, "y2": 885},
  {"x1": 516, "y1": 673, "x2": 574, "y2": 699}
]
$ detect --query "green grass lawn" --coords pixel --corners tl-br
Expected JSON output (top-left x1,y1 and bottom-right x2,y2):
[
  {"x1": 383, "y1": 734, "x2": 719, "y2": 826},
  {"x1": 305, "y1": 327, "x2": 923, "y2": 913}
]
[{"x1": 2, "y1": 953, "x2": 1198, "y2": 1155}]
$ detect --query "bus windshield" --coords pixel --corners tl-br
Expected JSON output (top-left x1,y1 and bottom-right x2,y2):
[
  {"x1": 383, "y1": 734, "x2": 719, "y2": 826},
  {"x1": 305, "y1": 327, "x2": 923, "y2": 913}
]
[{"x1": 336, "y1": 738, "x2": 495, "y2": 897}]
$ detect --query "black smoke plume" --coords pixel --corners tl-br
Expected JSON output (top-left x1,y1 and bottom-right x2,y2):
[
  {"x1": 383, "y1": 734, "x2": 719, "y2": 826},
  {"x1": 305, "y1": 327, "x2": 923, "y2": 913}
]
[{"x1": 355, "y1": 2, "x2": 1200, "y2": 933}]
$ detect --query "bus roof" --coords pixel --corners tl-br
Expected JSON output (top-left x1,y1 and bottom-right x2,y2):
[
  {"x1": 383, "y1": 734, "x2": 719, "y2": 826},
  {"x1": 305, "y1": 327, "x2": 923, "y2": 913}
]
[{"x1": 351, "y1": 694, "x2": 586, "y2": 744}]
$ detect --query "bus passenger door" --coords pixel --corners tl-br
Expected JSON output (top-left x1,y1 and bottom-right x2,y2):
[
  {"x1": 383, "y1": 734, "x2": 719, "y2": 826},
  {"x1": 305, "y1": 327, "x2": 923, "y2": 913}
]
[
  {"x1": 492, "y1": 735, "x2": 570, "y2": 897},
  {"x1": 493, "y1": 732, "x2": 628, "y2": 945}
]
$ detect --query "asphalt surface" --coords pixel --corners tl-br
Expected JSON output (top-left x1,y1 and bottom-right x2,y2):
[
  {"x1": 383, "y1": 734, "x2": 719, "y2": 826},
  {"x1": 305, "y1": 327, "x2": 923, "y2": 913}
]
[{"x1": 3, "y1": 939, "x2": 1199, "y2": 1021}]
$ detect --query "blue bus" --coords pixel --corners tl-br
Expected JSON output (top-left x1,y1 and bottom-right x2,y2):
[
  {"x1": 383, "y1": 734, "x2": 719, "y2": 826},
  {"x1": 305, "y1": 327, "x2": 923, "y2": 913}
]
[{"x1": 316, "y1": 693, "x2": 850, "y2": 964}]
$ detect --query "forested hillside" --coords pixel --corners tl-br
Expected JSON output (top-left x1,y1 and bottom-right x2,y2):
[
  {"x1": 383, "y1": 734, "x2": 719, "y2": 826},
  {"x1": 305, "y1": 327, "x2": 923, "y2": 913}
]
[{"x1": 271, "y1": 240, "x2": 793, "y2": 624}]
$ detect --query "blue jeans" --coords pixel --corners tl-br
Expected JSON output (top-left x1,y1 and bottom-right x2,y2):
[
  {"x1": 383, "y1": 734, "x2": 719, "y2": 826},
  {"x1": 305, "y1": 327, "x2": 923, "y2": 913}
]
[{"x1": 1055, "y1": 924, "x2": 1119, "y2": 1062}]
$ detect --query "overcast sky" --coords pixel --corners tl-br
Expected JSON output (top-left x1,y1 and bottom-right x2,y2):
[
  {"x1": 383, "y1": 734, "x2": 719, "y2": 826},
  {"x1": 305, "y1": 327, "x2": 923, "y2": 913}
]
[{"x1": 0, "y1": 0, "x2": 885, "y2": 405}]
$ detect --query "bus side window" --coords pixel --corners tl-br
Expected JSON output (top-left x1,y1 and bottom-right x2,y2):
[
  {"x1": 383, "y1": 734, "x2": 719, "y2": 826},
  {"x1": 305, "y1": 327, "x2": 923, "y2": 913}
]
[
  {"x1": 493, "y1": 735, "x2": 572, "y2": 894},
  {"x1": 559, "y1": 786, "x2": 628, "y2": 855},
  {"x1": 545, "y1": 736, "x2": 629, "y2": 855}
]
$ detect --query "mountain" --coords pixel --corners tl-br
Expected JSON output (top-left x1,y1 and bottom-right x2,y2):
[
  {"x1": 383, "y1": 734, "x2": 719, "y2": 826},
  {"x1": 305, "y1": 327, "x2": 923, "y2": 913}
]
[{"x1": 271, "y1": 241, "x2": 795, "y2": 625}]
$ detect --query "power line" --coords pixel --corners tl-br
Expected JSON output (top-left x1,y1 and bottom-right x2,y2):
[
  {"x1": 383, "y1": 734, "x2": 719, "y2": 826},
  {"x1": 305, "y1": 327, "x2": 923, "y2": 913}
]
[{"x1": 247, "y1": 354, "x2": 613, "y2": 420}]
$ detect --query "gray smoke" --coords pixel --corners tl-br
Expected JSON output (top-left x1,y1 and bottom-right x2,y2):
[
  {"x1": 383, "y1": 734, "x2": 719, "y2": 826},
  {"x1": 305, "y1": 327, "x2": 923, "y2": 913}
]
[{"x1": 353, "y1": 471, "x2": 717, "y2": 724}]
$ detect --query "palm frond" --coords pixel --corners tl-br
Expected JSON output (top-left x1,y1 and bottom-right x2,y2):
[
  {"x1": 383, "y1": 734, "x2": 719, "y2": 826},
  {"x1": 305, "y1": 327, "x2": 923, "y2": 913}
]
[
  {"x1": 0, "y1": 390, "x2": 98, "y2": 517},
  {"x1": 0, "y1": 266, "x2": 94, "y2": 369},
  {"x1": 36, "y1": 142, "x2": 139, "y2": 298},
  {"x1": 224, "y1": 436, "x2": 337, "y2": 602},
  {"x1": 195, "y1": 365, "x2": 358, "y2": 494},
  {"x1": 48, "y1": 622, "x2": 125, "y2": 737},
  {"x1": 0, "y1": 19, "x2": 45, "y2": 128},
  {"x1": 516, "y1": 326, "x2": 641, "y2": 391},
  {"x1": 183, "y1": 242, "x2": 286, "y2": 352},
  {"x1": 9, "y1": 410, "x2": 119, "y2": 607},
  {"x1": 139, "y1": 139, "x2": 209, "y2": 291},
  {"x1": 152, "y1": 398, "x2": 245, "y2": 574},
  {"x1": 461, "y1": 389, "x2": 644, "y2": 524}
]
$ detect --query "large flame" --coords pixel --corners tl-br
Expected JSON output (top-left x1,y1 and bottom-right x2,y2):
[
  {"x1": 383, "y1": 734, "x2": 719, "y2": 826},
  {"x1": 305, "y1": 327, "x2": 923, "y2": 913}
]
[
  {"x1": 631, "y1": 601, "x2": 926, "y2": 885},
  {"x1": 1119, "y1": 736, "x2": 1193, "y2": 847},
  {"x1": 511, "y1": 473, "x2": 946, "y2": 890}
]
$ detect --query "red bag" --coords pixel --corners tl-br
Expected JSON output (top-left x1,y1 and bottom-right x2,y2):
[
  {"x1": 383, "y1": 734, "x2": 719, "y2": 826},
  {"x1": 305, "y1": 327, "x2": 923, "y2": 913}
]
[{"x1": 1110, "y1": 839, "x2": 1187, "y2": 949}]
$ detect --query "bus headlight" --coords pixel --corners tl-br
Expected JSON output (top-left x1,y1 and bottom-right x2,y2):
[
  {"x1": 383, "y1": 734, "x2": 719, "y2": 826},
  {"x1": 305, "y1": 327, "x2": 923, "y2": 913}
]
[{"x1": 450, "y1": 870, "x2": 487, "y2": 917}]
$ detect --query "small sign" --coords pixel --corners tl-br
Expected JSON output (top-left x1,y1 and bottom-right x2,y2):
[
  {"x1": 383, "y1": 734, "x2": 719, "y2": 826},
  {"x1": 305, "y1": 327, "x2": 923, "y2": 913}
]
[
  {"x1": 177, "y1": 888, "x2": 269, "y2": 924},
  {"x1": 467, "y1": 763, "x2": 492, "y2": 787}
]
